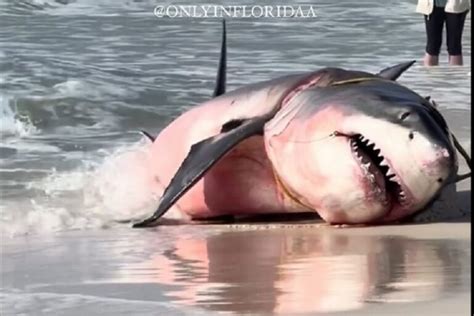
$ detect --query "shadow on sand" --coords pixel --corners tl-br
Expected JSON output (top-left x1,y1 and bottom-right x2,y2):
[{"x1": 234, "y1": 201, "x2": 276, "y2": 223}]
[{"x1": 157, "y1": 186, "x2": 471, "y2": 226}]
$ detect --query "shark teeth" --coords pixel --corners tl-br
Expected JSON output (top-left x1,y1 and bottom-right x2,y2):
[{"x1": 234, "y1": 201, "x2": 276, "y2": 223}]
[{"x1": 351, "y1": 134, "x2": 408, "y2": 204}]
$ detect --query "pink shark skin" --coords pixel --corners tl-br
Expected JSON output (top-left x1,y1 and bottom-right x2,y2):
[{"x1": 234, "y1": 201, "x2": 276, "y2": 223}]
[
  {"x1": 148, "y1": 73, "x2": 321, "y2": 220},
  {"x1": 143, "y1": 68, "x2": 456, "y2": 225}
]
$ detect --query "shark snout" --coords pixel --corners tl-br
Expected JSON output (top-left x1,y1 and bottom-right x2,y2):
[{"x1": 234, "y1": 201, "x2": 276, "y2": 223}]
[
  {"x1": 403, "y1": 106, "x2": 456, "y2": 181},
  {"x1": 418, "y1": 145, "x2": 455, "y2": 180}
]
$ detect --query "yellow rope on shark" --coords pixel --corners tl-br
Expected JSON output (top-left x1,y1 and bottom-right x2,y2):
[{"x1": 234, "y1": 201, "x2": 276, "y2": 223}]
[
  {"x1": 331, "y1": 77, "x2": 381, "y2": 86},
  {"x1": 272, "y1": 168, "x2": 314, "y2": 210}
]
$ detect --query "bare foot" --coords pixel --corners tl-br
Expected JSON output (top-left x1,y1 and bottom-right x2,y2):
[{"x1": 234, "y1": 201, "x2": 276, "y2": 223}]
[
  {"x1": 449, "y1": 55, "x2": 463, "y2": 66},
  {"x1": 424, "y1": 53, "x2": 439, "y2": 66}
]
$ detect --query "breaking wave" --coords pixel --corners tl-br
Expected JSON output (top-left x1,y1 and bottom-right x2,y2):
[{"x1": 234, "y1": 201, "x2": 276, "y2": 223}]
[
  {"x1": 1, "y1": 139, "x2": 159, "y2": 237},
  {"x1": 0, "y1": 95, "x2": 38, "y2": 138}
]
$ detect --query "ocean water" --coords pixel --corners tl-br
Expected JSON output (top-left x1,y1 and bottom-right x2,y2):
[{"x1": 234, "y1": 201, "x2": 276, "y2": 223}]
[
  {"x1": 0, "y1": 0, "x2": 471, "y2": 315},
  {"x1": 0, "y1": 0, "x2": 471, "y2": 236}
]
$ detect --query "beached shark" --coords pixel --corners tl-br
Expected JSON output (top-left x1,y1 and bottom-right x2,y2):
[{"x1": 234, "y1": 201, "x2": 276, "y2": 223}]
[{"x1": 133, "y1": 21, "x2": 471, "y2": 228}]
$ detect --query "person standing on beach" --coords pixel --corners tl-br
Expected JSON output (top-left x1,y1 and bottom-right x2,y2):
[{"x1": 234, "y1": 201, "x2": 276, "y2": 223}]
[{"x1": 416, "y1": 0, "x2": 471, "y2": 66}]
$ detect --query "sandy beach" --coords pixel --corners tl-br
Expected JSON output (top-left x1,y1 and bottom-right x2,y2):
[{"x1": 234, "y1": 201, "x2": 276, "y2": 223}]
[
  {"x1": 2, "y1": 176, "x2": 471, "y2": 315},
  {"x1": 1, "y1": 0, "x2": 471, "y2": 315},
  {"x1": 2, "y1": 218, "x2": 470, "y2": 315}
]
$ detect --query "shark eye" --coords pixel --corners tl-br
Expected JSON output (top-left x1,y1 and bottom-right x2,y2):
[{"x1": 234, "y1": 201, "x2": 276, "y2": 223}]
[{"x1": 400, "y1": 111, "x2": 411, "y2": 121}]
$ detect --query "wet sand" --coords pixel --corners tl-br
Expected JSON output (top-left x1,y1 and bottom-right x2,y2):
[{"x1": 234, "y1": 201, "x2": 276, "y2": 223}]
[
  {"x1": 1, "y1": 164, "x2": 471, "y2": 315},
  {"x1": 2, "y1": 214, "x2": 470, "y2": 315}
]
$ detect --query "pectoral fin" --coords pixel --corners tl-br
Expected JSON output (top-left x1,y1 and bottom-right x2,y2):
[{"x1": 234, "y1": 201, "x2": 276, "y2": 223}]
[{"x1": 133, "y1": 115, "x2": 270, "y2": 228}]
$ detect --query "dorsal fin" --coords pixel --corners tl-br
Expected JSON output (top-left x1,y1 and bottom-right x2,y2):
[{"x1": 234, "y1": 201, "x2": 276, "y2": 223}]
[
  {"x1": 137, "y1": 21, "x2": 227, "y2": 144},
  {"x1": 376, "y1": 60, "x2": 416, "y2": 81},
  {"x1": 212, "y1": 20, "x2": 226, "y2": 97}
]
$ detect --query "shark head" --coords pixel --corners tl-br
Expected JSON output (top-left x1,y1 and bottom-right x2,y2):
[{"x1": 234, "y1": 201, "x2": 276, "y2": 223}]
[{"x1": 266, "y1": 70, "x2": 458, "y2": 224}]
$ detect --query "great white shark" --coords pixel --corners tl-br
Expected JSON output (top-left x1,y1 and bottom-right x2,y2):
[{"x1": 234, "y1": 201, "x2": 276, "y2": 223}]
[{"x1": 133, "y1": 21, "x2": 471, "y2": 228}]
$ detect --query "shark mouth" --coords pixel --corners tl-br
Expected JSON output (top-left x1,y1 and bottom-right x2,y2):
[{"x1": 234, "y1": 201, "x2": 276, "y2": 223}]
[{"x1": 350, "y1": 133, "x2": 408, "y2": 206}]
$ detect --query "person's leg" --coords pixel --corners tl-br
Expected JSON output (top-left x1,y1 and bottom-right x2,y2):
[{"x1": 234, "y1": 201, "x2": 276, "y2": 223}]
[
  {"x1": 446, "y1": 10, "x2": 468, "y2": 65},
  {"x1": 424, "y1": 7, "x2": 445, "y2": 66}
]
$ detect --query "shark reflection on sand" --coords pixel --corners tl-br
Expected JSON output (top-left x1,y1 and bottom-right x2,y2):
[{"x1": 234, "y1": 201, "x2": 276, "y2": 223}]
[{"x1": 115, "y1": 228, "x2": 467, "y2": 314}]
